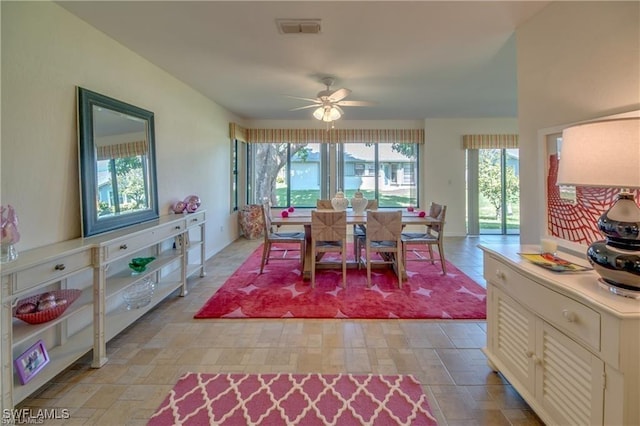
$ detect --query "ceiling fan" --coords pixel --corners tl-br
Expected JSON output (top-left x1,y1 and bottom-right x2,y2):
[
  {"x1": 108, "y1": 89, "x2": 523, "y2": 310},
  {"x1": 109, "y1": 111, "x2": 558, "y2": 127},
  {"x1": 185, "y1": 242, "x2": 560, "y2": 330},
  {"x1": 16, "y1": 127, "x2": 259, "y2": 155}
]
[{"x1": 287, "y1": 77, "x2": 375, "y2": 122}]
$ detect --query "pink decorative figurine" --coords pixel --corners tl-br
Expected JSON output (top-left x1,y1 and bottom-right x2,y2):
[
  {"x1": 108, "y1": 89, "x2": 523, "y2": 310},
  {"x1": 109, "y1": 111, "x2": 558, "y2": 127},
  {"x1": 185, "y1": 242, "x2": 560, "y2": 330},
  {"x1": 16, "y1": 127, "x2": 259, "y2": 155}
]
[
  {"x1": 184, "y1": 195, "x2": 201, "y2": 213},
  {"x1": 173, "y1": 201, "x2": 187, "y2": 214},
  {"x1": 1, "y1": 205, "x2": 20, "y2": 262}
]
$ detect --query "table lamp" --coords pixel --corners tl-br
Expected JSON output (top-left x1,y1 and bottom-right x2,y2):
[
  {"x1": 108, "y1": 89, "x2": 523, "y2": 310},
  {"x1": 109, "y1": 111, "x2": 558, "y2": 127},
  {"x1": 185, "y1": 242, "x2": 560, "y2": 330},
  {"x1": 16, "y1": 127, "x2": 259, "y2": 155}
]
[{"x1": 557, "y1": 117, "x2": 640, "y2": 296}]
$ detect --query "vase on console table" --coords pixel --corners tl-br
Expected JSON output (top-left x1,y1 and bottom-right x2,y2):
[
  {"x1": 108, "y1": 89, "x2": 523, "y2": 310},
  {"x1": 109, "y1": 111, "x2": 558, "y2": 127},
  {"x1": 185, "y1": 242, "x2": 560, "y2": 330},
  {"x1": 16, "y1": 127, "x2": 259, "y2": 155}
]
[
  {"x1": 350, "y1": 191, "x2": 368, "y2": 215},
  {"x1": 331, "y1": 191, "x2": 349, "y2": 211}
]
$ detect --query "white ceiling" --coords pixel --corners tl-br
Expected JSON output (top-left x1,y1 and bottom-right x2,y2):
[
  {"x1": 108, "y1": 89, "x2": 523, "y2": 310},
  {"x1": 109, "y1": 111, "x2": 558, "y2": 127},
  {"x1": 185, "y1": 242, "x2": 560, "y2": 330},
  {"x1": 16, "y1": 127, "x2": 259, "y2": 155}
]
[{"x1": 57, "y1": 1, "x2": 550, "y2": 121}]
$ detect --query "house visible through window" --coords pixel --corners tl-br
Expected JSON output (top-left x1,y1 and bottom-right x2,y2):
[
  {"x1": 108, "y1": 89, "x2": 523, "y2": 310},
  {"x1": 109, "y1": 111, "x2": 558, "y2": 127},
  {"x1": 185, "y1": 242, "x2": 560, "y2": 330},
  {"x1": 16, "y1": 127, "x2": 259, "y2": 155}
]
[
  {"x1": 246, "y1": 142, "x2": 419, "y2": 208},
  {"x1": 341, "y1": 143, "x2": 418, "y2": 207}
]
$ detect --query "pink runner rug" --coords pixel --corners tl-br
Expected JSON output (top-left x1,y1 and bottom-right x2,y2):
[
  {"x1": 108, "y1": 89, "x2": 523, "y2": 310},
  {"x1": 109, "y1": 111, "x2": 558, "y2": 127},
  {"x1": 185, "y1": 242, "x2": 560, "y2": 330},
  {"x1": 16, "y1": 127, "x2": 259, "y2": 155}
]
[
  {"x1": 148, "y1": 372, "x2": 438, "y2": 425},
  {"x1": 194, "y1": 244, "x2": 486, "y2": 319}
]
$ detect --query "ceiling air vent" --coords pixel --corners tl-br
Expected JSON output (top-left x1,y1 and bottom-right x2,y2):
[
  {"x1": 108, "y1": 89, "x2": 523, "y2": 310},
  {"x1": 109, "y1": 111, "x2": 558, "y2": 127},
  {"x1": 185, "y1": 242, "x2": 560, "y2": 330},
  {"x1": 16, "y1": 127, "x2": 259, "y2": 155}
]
[{"x1": 276, "y1": 19, "x2": 321, "y2": 34}]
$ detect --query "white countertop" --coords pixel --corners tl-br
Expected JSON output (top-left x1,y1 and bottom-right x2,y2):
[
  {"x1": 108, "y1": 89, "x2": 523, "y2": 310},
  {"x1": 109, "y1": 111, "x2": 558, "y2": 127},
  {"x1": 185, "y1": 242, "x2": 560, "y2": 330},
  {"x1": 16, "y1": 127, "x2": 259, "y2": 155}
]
[{"x1": 479, "y1": 243, "x2": 640, "y2": 318}]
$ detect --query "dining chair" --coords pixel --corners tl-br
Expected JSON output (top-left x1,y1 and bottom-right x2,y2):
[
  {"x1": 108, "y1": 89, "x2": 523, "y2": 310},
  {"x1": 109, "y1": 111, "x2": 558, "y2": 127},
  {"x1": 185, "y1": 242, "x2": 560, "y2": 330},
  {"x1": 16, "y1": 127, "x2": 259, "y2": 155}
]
[
  {"x1": 358, "y1": 210, "x2": 404, "y2": 288},
  {"x1": 316, "y1": 199, "x2": 334, "y2": 209},
  {"x1": 353, "y1": 199, "x2": 378, "y2": 262},
  {"x1": 310, "y1": 210, "x2": 347, "y2": 288},
  {"x1": 401, "y1": 203, "x2": 447, "y2": 275},
  {"x1": 259, "y1": 203, "x2": 305, "y2": 274}
]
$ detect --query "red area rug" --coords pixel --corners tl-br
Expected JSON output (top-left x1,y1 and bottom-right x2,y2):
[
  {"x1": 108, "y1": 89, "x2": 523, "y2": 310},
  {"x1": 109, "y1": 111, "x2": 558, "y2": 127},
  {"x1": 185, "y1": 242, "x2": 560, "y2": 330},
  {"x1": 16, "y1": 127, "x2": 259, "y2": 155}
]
[
  {"x1": 194, "y1": 244, "x2": 485, "y2": 319},
  {"x1": 148, "y1": 372, "x2": 438, "y2": 425}
]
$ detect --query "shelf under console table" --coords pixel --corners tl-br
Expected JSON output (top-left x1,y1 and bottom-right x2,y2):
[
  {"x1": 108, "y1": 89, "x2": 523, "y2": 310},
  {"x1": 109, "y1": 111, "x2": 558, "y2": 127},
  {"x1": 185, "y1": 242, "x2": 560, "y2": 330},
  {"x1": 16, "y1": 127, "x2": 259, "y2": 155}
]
[
  {"x1": 0, "y1": 211, "x2": 206, "y2": 410},
  {"x1": 479, "y1": 244, "x2": 639, "y2": 426}
]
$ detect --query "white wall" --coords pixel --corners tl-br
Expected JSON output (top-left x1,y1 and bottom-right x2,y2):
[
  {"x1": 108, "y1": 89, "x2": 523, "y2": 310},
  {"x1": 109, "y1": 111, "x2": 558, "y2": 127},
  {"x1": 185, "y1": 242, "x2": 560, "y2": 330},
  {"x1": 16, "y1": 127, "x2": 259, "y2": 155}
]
[
  {"x1": 516, "y1": 1, "x2": 640, "y2": 244},
  {"x1": 423, "y1": 118, "x2": 518, "y2": 237},
  {"x1": 1, "y1": 1, "x2": 241, "y2": 256}
]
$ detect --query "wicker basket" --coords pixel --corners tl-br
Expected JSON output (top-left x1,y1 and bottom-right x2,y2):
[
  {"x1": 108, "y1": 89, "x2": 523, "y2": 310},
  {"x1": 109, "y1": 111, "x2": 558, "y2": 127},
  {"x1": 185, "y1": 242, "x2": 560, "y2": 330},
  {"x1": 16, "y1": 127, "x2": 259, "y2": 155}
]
[{"x1": 13, "y1": 289, "x2": 82, "y2": 325}]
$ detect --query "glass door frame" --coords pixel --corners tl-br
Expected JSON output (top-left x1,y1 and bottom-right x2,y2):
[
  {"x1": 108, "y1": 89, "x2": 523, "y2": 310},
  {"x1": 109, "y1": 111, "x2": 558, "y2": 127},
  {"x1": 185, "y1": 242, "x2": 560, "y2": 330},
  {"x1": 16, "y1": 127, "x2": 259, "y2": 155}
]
[{"x1": 467, "y1": 148, "x2": 520, "y2": 235}]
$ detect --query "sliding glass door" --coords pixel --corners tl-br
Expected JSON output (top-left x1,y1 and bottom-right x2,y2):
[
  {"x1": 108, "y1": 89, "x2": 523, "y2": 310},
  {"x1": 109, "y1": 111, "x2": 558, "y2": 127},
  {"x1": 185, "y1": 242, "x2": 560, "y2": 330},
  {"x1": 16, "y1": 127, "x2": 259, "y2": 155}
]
[{"x1": 467, "y1": 148, "x2": 520, "y2": 234}]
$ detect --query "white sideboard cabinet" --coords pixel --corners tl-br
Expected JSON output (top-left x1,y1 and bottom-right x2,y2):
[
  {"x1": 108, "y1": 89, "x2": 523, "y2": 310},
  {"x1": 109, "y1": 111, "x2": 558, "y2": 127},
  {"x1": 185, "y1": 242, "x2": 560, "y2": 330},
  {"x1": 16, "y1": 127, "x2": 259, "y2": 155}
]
[
  {"x1": 480, "y1": 244, "x2": 639, "y2": 426},
  {"x1": 1, "y1": 211, "x2": 205, "y2": 410}
]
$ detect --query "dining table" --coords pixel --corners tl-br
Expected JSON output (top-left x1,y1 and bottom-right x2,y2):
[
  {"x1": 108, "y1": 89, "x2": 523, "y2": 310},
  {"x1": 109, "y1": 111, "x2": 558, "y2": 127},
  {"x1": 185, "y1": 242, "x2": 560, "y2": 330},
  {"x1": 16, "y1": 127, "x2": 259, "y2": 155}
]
[{"x1": 270, "y1": 209, "x2": 442, "y2": 280}]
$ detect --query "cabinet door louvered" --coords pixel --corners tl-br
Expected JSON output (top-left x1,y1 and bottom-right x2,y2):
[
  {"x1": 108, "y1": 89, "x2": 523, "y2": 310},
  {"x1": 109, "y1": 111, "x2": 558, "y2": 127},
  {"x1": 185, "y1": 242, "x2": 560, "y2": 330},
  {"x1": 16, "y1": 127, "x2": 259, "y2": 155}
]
[
  {"x1": 536, "y1": 322, "x2": 604, "y2": 426},
  {"x1": 494, "y1": 289, "x2": 536, "y2": 392}
]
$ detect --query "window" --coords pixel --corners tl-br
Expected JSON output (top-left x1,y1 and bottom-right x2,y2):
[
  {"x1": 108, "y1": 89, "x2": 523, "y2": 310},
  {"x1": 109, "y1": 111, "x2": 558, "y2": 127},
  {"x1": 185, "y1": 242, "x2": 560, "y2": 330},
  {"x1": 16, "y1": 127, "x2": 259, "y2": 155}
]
[
  {"x1": 246, "y1": 129, "x2": 421, "y2": 208},
  {"x1": 97, "y1": 155, "x2": 149, "y2": 216},
  {"x1": 340, "y1": 143, "x2": 418, "y2": 207},
  {"x1": 231, "y1": 138, "x2": 238, "y2": 212},
  {"x1": 467, "y1": 148, "x2": 520, "y2": 234},
  {"x1": 249, "y1": 143, "x2": 324, "y2": 207}
]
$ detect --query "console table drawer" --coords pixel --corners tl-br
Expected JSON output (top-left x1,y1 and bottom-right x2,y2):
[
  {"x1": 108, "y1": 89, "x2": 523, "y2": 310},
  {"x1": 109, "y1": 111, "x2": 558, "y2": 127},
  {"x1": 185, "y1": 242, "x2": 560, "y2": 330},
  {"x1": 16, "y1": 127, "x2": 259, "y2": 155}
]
[
  {"x1": 485, "y1": 255, "x2": 601, "y2": 351},
  {"x1": 104, "y1": 220, "x2": 186, "y2": 261},
  {"x1": 15, "y1": 250, "x2": 92, "y2": 293},
  {"x1": 185, "y1": 212, "x2": 205, "y2": 228}
]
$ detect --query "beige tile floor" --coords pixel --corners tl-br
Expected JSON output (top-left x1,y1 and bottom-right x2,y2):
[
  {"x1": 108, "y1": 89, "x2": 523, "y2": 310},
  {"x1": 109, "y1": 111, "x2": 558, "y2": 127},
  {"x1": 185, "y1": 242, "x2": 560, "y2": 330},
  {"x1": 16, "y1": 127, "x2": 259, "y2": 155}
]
[{"x1": 20, "y1": 234, "x2": 544, "y2": 425}]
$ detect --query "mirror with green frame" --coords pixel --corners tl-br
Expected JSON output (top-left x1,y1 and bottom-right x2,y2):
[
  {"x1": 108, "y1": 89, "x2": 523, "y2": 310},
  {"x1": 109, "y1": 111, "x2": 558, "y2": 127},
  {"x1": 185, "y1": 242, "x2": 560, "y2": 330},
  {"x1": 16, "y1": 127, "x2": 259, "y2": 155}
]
[{"x1": 77, "y1": 87, "x2": 159, "y2": 237}]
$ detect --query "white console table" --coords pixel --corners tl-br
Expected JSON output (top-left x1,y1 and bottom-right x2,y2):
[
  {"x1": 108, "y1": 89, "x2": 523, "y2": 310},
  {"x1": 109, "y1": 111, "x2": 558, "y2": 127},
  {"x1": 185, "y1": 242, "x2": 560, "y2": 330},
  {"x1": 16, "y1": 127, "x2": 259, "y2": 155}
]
[
  {"x1": 0, "y1": 211, "x2": 205, "y2": 410},
  {"x1": 480, "y1": 244, "x2": 639, "y2": 426}
]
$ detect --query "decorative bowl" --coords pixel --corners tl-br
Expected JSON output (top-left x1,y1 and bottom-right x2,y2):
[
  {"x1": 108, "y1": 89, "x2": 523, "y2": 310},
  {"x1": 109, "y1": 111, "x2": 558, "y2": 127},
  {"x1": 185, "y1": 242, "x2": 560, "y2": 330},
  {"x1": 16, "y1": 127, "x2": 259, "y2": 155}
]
[
  {"x1": 13, "y1": 289, "x2": 82, "y2": 324},
  {"x1": 123, "y1": 278, "x2": 155, "y2": 310},
  {"x1": 128, "y1": 257, "x2": 155, "y2": 274}
]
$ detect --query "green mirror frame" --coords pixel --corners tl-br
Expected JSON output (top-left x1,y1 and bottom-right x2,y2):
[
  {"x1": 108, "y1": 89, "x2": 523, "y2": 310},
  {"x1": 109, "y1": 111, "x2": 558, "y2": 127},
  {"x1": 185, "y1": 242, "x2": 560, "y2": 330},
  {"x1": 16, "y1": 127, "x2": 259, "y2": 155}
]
[{"x1": 77, "y1": 87, "x2": 159, "y2": 237}]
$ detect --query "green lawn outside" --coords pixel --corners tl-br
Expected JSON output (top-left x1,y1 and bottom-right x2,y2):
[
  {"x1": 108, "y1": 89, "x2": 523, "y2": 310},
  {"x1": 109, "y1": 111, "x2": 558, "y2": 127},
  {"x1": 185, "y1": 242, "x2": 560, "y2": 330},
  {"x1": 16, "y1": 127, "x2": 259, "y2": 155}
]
[{"x1": 275, "y1": 188, "x2": 416, "y2": 208}]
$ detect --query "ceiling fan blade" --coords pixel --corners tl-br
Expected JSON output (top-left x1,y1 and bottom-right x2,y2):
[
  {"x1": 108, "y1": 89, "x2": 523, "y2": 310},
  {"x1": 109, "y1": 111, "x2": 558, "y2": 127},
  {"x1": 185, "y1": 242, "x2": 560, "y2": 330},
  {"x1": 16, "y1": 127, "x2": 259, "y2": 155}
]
[
  {"x1": 289, "y1": 104, "x2": 320, "y2": 111},
  {"x1": 284, "y1": 95, "x2": 322, "y2": 103},
  {"x1": 328, "y1": 88, "x2": 351, "y2": 102},
  {"x1": 335, "y1": 100, "x2": 377, "y2": 107}
]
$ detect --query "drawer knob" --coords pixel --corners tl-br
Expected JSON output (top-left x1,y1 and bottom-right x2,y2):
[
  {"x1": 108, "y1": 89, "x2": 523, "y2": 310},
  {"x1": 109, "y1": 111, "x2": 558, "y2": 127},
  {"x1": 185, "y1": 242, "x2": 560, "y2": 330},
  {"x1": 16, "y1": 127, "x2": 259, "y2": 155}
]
[
  {"x1": 175, "y1": 226, "x2": 182, "y2": 230},
  {"x1": 54, "y1": 264, "x2": 66, "y2": 271},
  {"x1": 120, "y1": 244, "x2": 128, "y2": 250},
  {"x1": 525, "y1": 350, "x2": 534, "y2": 358},
  {"x1": 191, "y1": 218, "x2": 198, "y2": 222},
  {"x1": 495, "y1": 269, "x2": 506, "y2": 280},
  {"x1": 562, "y1": 309, "x2": 577, "y2": 322}
]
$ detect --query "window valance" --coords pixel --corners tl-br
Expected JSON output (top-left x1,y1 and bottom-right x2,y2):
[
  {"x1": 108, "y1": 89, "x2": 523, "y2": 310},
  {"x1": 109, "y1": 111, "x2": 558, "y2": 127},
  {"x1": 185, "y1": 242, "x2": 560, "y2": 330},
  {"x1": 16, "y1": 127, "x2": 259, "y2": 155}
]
[
  {"x1": 97, "y1": 140, "x2": 148, "y2": 161},
  {"x1": 462, "y1": 134, "x2": 519, "y2": 149},
  {"x1": 229, "y1": 122, "x2": 248, "y2": 143},
  {"x1": 229, "y1": 123, "x2": 424, "y2": 144}
]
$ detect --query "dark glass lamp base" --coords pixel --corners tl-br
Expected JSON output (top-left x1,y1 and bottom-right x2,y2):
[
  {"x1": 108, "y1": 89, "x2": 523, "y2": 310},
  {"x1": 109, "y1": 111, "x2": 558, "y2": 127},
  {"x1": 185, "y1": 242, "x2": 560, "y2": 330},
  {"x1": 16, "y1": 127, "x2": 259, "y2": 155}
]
[{"x1": 587, "y1": 192, "x2": 640, "y2": 294}]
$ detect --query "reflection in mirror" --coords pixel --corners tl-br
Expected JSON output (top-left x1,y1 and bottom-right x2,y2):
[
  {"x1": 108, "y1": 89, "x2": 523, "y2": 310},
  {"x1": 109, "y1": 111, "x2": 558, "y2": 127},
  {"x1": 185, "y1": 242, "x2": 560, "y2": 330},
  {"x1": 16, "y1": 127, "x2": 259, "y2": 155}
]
[
  {"x1": 94, "y1": 106, "x2": 150, "y2": 216},
  {"x1": 78, "y1": 87, "x2": 158, "y2": 237}
]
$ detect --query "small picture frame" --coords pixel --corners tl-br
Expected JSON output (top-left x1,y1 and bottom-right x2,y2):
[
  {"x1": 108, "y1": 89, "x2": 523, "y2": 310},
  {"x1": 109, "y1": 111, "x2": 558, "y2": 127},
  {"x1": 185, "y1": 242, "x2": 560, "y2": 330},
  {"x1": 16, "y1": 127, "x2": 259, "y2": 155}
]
[{"x1": 14, "y1": 339, "x2": 50, "y2": 385}]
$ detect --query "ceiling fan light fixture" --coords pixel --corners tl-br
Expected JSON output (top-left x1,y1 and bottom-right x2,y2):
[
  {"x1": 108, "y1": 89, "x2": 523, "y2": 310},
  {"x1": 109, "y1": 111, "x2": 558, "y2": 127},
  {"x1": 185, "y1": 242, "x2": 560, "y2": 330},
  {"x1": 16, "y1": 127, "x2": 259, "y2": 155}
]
[
  {"x1": 328, "y1": 107, "x2": 341, "y2": 121},
  {"x1": 313, "y1": 106, "x2": 341, "y2": 122},
  {"x1": 313, "y1": 107, "x2": 325, "y2": 120}
]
